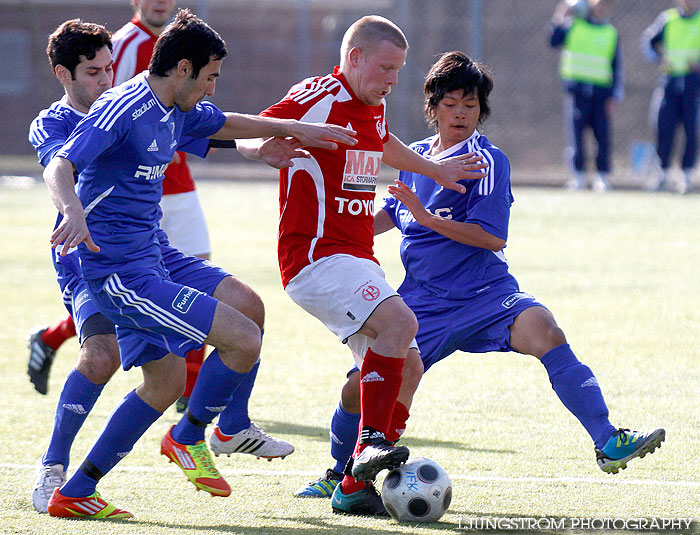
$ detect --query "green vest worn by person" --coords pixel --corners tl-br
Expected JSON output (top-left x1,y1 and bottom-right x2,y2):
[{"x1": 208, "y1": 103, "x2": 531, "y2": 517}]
[
  {"x1": 560, "y1": 17, "x2": 617, "y2": 87},
  {"x1": 663, "y1": 8, "x2": 700, "y2": 76}
]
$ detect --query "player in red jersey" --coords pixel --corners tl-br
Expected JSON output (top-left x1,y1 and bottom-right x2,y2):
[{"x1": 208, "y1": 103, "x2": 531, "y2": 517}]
[
  {"x1": 112, "y1": 0, "x2": 207, "y2": 412},
  {"x1": 238, "y1": 15, "x2": 488, "y2": 516}
]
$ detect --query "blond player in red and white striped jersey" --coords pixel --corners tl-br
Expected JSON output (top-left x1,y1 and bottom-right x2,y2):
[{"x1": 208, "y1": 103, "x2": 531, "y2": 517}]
[{"x1": 238, "y1": 15, "x2": 488, "y2": 516}]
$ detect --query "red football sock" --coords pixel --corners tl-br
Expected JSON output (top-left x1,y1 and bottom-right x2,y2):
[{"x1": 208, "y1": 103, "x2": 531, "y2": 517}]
[
  {"x1": 354, "y1": 348, "x2": 404, "y2": 454},
  {"x1": 385, "y1": 401, "x2": 410, "y2": 444},
  {"x1": 41, "y1": 314, "x2": 76, "y2": 350},
  {"x1": 340, "y1": 474, "x2": 366, "y2": 494},
  {"x1": 182, "y1": 346, "x2": 206, "y2": 397}
]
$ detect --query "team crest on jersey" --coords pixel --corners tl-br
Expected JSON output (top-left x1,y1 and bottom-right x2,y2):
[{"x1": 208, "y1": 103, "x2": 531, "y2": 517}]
[
  {"x1": 376, "y1": 117, "x2": 387, "y2": 139},
  {"x1": 172, "y1": 286, "x2": 199, "y2": 313},
  {"x1": 342, "y1": 150, "x2": 382, "y2": 192}
]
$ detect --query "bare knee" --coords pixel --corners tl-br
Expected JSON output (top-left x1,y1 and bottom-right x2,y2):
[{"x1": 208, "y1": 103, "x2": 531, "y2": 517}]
[
  {"x1": 213, "y1": 276, "x2": 265, "y2": 331},
  {"x1": 341, "y1": 371, "x2": 361, "y2": 413},
  {"x1": 402, "y1": 350, "x2": 424, "y2": 391},
  {"x1": 218, "y1": 321, "x2": 262, "y2": 372},
  {"x1": 75, "y1": 334, "x2": 121, "y2": 385}
]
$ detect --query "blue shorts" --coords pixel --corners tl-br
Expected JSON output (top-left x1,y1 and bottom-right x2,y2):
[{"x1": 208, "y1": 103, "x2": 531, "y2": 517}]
[
  {"x1": 86, "y1": 245, "x2": 229, "y2": 370},
  {"x1": 347, "y1": 277, "x2": 547, "y2": 376},
  {"x1": 403, "y1": 277, "x2": 546, "y2": 372},
  {"x1": 63, "y1": 279, "x2": 114, "y2": 343}
]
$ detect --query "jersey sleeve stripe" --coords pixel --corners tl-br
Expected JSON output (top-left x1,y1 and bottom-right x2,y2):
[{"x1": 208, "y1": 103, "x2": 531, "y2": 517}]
[
  {"x1": 94, "y1": 85, "x2": 150, "y2": 131},
  {"x1": 478, "y1": 146, "x2": 496, "y2": 196}
]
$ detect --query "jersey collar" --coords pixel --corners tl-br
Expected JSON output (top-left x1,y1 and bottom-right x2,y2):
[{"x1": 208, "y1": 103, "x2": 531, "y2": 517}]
[
  {"x1": 131, "y1": 15, "x2": 159, "y2": 39},
  {"x1": 428, "y1": 130, "x2": 480, "y2": 160},
  {"x1": 59, "y1": 95, "x2": 87, "y2": 117},
  {"x1": 136, "y1": 71, "x2": 173, "y2": 119}
]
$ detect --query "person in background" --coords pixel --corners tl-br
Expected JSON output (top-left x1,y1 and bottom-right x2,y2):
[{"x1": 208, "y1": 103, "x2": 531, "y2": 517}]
[
  {"x1": 550, "y1": 0, "x2": 623, "y2": 191},
  {"x1": 641, "y1": 0, "x2": 700, "y2": 194}
]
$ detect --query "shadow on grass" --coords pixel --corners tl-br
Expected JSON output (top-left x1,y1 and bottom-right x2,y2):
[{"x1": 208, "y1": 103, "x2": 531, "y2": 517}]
[
  {"x1": 123, "y1": 517, "x2": 436, "y2": 534},
  {"x1": 256, "y1": 419, "x2": 516, "y2": 455}
]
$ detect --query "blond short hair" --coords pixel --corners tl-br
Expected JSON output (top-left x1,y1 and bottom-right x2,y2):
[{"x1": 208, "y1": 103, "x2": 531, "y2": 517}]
[{"x1": 340, "y1": 16, "x2": 408, "y2": 64}]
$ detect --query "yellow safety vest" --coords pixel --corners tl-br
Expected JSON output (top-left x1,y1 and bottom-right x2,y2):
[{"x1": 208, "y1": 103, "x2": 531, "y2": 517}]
[
  {"x1": 663, "y1": 8, "x2": 700, "y2": 75},
  {"x1": 560, "y1": 18, "x2": 617, "y2": 87}
]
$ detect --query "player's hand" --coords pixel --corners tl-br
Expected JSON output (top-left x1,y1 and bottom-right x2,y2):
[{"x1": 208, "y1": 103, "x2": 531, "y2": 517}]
[
  {"x1": 388, "y1": 180, "x2": 431, "y2": 225},
  {"x1": 257, "y1": 136, "x2": 310, "y2": 169},
  {"x1": 288, "y1": 122, "x2": 357, "y2": 150},
  {"x1": 433, "y1": 152, "x2": 488, "y2": 194},
  {"x1": 50, "y1": 205, "x2": 99, "y2": 256}
]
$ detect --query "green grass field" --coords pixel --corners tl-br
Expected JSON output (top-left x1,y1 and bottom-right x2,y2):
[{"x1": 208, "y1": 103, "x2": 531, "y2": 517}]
[{"x1": 1, "y1": 179, "x2": 698, "y2": 535}]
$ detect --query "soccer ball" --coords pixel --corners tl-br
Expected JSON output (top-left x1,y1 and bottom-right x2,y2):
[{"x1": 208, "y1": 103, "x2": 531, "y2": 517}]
[{"x1": 381, "y1": 457, "x2": 452, "y2": 523}]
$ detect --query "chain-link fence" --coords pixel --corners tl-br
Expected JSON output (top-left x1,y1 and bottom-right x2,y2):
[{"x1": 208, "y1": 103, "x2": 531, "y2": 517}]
[{"x1": 0, "y1": 0, "x2": 677, "y2": 185}]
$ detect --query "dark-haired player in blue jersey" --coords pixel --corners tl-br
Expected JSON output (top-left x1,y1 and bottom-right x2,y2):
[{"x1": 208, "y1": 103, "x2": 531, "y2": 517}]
[
  {"x1": 28, "y1": 19, "x2": 120, "y2": 514},
  {"x1": 28, "y1": 18, "x2": 300, "y2": 515},
  {"x1": 41, "y1": 9, "x2": 356, "y2": 519},
  {"x1": 297, "y1": 51, "x2": 665, "y2": 512}
]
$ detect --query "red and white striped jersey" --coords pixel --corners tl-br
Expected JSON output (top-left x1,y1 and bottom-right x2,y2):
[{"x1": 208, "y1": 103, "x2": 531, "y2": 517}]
[
  {"x1": 111, "y1": 16, "x2": 196, "y2": 196},
  {"x1": 261, "y1": 67, "x2": 390, "y2": 287}
]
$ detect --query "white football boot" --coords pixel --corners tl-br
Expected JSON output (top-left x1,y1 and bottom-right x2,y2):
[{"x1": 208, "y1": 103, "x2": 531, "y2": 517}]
[{"x1": 210, "y1": 422, "x2": 294, "y2": 460}]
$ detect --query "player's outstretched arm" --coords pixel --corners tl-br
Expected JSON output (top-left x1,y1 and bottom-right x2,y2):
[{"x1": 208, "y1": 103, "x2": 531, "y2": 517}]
[
  {"x1": 388, "y1": 180, "x2": 504, "y2": 251},
  {"x1": 237, "y1": 136, "x2": 311, "y2": 169},
  {"x1": 382, "y1": 133, "x2": 488, "y2": 194},
  {"x1": 373, "y1": 209, "x2": 396, "y2": 236},
  {"x1": 43, "y1": 156, "x2": 99, "y2": 256},
  {"x1": 211, "y1": 113, "x2": 356, "y2": 151}
]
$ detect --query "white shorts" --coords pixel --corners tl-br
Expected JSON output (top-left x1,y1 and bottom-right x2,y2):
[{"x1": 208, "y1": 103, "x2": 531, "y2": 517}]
[
  {"x1": 159, "y1": 190, "x2": 211, "y2": 257},
  {"x1": 285, "y1": 254, "x2": 417, "y2": 368}
]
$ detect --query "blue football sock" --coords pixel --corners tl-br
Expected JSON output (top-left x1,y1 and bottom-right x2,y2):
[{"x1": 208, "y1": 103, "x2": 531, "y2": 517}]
[
  {"x1": 60, "y1": 390, "x2": 161, "y2": 498},
  {"x1": 216, "y1": 359, "x2": 259, "y2": 435},
  {"x1": 330, "y1": 402, "x2": 361, "y2": 474},
  {"x1": 43, "y1": 369, "x2": 105, "y2": 469},
  {"x1": 171, "y1": 350, "x2": 248, "y2": 445},
  {"x1": 540, "y1": 344, "x2": 616, "y2": 448}
]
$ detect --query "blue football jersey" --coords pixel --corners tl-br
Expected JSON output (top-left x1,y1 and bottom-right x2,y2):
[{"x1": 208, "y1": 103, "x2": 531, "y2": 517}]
[
  {"x1": 56, "y1": 72, "x2": 225, "y2": 279},
  {"x1": 29, "y1": 98, "x2": 87, "y2": 290},
  {"x1": 382, "y1": 131, "x2": 516, "y2": 300}
]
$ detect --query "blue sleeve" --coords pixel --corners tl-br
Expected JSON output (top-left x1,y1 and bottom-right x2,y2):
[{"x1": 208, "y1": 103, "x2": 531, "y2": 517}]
[
  {"x1": 381, "y1": 193, "x2": 399, "y2": 228},
  {"x1": 176, "y1": 136, "x2": 211, "y2": 158},
  {"x1": 56, "y1": 100, "x2": 129, "y2": 173},
  {"x1": 182, "y1": 101, "x2": 226, "y2": 139},
  {"x1": 28, "y1": 114, "x2": 73, "y2": 168},
  {"x1": 465, "y1": 150, "x2": 513, "y2": 241},
  {"x1": 550, "y1": 24, "x2": 569, "y2": 48}
]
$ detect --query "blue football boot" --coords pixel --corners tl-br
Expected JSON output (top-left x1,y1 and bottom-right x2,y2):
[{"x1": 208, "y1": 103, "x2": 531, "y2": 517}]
[
  {"x1": 294, "y1": 469, "x2": 343, "y2": 498},
  {"x1": 331, "y1": 483, "x2": 388, "y2": 516},
  {"x1": 596, "y1": 428, "x2": 665, "y2": 474}
]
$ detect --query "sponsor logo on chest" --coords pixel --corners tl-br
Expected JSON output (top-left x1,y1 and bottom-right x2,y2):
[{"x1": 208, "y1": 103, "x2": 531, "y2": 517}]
[
  {"x1": 342, "y1": 150, "x2": 382, "y2": 192},
  {"x1": 134, "y1": 163, "x2": 169, "y2": 181},
  {"x1": 132, "y1": 99, "x2": 155, "y2": 120}
]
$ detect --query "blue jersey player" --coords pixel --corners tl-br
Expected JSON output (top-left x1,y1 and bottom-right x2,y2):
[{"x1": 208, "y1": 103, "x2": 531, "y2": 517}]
[
  {"x1": 29, "y1": 17, "x2": 301, "y2": 515},
  {"x1": 41, "y1": 9, "x2": 356, "y2": 519},
  {"x1": 28, "y1": 20, "x2": 121, "y2": 514},
  {"x1": 298, "y1": 51, "x2": 665, "y2": 513}
]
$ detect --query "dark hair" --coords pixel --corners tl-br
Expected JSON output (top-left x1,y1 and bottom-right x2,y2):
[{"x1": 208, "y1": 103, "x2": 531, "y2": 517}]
[
  {"x1": 424, "y1": 51, "x2": 493, "y2": 130},
  {"x1": 149, "y1": 8, "x2": 227, "y2": 78},
  {"x1": 46, "y1": 19, "x2": 112, "y2": 78}
]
